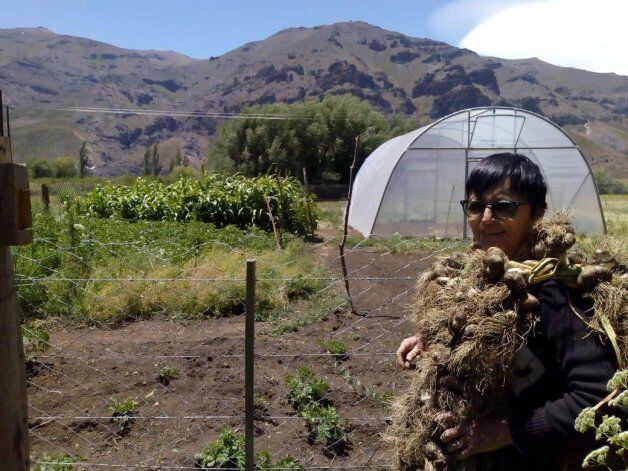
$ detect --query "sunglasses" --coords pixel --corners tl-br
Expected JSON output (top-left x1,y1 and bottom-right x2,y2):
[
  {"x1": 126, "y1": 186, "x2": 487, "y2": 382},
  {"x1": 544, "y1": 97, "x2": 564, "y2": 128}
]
[{"x1": 460, "y1": 199, "x2": 529, "y2": 219}]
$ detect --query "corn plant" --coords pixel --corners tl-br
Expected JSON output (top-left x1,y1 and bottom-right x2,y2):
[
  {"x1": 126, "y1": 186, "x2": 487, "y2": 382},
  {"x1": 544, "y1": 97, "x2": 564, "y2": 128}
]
[{"x1": 80, "y1": 175, "x2": 317, "y2": 236}]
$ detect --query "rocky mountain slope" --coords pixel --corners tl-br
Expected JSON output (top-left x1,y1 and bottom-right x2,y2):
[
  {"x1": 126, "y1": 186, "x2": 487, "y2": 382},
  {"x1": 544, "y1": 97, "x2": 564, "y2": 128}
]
[{"x1": 1, "y1": 23, "x2": 626, "y2": 176}]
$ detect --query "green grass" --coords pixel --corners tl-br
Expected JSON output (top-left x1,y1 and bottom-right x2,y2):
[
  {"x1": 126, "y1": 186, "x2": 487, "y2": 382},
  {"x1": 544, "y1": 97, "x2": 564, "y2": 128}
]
[
  {"x1": 317, "y1": 199, "x2": 467, "y2": 254},
  {"x1": 14, "y1": 203, "x2": 340, "y2": 329},
  {"x1": 601, "y1": 195, "x2": 628, "y2": 240},
  {"x1": 318, "y1": 196, "x2": 627, "y2": 254},
  {"x1": 31, "y1": 453, "x2": 85, "y2": 471}
]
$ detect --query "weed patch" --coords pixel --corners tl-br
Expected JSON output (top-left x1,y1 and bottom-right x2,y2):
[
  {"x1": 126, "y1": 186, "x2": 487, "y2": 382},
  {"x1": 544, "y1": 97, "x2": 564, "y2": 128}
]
[{"x1": 316, "y1": 339, "x2": 349, "y2": 360}]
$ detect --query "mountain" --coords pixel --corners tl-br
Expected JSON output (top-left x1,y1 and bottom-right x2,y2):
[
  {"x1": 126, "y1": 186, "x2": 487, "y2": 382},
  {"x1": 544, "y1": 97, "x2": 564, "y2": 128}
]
[{"x1": 1, "y1": 23, "x2": 627, "y2": 177}]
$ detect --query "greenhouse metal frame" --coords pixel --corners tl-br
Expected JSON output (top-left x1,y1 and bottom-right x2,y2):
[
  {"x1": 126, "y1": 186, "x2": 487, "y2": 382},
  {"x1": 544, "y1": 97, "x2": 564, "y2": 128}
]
[{"x1": 348, "y1": 107, "x2": 606, "y2": 239}]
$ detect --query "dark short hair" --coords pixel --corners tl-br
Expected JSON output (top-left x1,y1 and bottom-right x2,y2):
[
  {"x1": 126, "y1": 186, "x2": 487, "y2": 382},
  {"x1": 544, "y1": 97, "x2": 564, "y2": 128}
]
[{"x1": 466, "y1": 153, "x2": 547, "y2": 213}]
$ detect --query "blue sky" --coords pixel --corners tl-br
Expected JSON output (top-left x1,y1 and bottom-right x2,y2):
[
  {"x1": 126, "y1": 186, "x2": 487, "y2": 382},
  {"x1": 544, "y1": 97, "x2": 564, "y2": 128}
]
[
  {"x1": 0, "y1": 0, "x2": 626, "y2": 75},
  {"x1": 0, "y1": 0, "x2": 515, "y2": 58}
]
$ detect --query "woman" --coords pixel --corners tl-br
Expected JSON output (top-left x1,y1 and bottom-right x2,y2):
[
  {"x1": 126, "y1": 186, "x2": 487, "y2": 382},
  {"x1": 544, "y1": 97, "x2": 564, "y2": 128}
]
[{"x1": 396, "y1": 153, "x2": 617, "y2": 469}]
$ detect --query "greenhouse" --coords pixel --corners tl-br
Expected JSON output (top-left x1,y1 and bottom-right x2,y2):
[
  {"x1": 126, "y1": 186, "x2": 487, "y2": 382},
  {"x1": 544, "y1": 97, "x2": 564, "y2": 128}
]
[{"x1": 348, "y1": 107, "x2": 606, "y2": 238}]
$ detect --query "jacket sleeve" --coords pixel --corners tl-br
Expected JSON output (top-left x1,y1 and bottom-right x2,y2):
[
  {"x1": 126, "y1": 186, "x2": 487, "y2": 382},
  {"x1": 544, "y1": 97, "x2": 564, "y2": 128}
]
[{"x1": 507, "y1": 283, "x2": 617, "y2": 458}]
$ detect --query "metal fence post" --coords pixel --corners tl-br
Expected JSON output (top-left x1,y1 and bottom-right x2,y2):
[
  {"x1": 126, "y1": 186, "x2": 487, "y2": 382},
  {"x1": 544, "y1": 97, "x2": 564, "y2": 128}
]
[
  {"x1": 0, "y1": 91, "x2": 31, "y2": 471},
  {"x1": 245, "y1": 259, "x2": 256, "y2": 471}
]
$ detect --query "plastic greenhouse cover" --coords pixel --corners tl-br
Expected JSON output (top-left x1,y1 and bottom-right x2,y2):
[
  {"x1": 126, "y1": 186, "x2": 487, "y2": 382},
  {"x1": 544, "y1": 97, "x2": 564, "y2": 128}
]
[{"x1": 348, "y1": 107, "x2": 605, "y2": 238}]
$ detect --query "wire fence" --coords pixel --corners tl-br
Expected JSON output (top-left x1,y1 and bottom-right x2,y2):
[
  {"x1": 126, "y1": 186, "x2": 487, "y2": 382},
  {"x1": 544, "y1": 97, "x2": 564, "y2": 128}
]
[
  {"x1": 14, "y1": 187, "x2": 467, "y2": 470},
  {"x1": 596, "y1": 181, "x2": 628, "y2": 195},
  {"x1": 13, "y1": 172, "x2": 628, "y2": 470}
]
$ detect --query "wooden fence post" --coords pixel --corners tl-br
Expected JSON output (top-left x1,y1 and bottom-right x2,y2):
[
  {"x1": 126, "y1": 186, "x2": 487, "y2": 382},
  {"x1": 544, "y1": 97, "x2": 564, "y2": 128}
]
[
  {"x1": 0, "y1": 92, "x2": 31, "y2": 471},
  {"x1": 41, "y1": 183, "x2": 50, "y2": 209},
  {"x1": 244, "y1": 259, "x2": 256, "y2": 471}
]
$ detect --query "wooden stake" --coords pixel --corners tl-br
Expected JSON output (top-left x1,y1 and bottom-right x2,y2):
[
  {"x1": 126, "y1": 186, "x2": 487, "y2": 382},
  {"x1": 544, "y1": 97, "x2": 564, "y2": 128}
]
[
  {"x1": 42, "y1": 183, "x2": 50, "y2": 209},
  {"x1": 339, "y1": 135, "x2": 360, "y2": 315},
  {"x1": 263, "y1": 194, "x2": 282, "y2": 250},
  {"x1": 0, "y1": 100, "x2": 30, "y2": 471}
]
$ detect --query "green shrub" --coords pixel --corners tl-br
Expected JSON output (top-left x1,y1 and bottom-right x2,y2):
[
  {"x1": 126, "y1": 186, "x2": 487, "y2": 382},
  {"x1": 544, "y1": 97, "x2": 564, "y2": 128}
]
[
  {"x1": 80, "y1": 174, "x2": 317, "y2": 236},
  {"x1": 286, "y1": 366, "x2": 329, "y2": 411},
  {"x1": 52, "y1": 157, "x2": 78, "y2": 178},
  {"x1": 27, "y1": 157, "x2": 54, "y2": 178}
]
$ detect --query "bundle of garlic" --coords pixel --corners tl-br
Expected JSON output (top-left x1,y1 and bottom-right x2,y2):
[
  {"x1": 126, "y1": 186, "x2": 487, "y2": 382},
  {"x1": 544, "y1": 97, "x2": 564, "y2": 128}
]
[{"x1": 386, "y1": 215, "x2": 627, "y2": 470}]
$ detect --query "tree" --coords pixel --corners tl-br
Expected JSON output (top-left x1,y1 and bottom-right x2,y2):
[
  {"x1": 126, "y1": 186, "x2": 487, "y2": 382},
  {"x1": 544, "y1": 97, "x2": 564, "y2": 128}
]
[
  {"x1": 78, "y1": 141, "x2": 91, "y2": 178},
  {"x1": 26, "y1": 157, "x2": 53, "y2": 179},
  {"x1": 174, "y1": 147, "x2": 190, "y2": 166},
  {"x1": 143, "y1": 147, "x2": 152, "y2": 175},
  {"x1": 151, "y1": 144, "x2": 162, "y2": 176},
  {"x1": 52, "y1": 157, "x2": 78, "y2": 178},
  {"x1": 207, "y1": 95, "x2": 416, "y2": 184},
  {"x1": 170, "y1": 147, "x2": 190, "y2": 174}
]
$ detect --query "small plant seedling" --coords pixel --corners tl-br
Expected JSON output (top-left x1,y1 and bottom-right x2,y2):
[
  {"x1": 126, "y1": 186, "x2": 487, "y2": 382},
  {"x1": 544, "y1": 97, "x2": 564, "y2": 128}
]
[
  {"x1": 194, "y1": 428, "x2": 245, "y2": 470},
  {"x1": 253, "y1": 392, "x2": 270, "y2": 419},
  {"x1": 256, "y1": 450, "x2": 302, "y2": 470},
  {"x1": 286, "y1": 366, "x2": 329, "y2": 411},
  {"x1": 155, "y1": 362, "x2": 180, "y2": 385},
  {"x1": 300, "y1": 403, "x2": 349, "y2": 451},
  {"x1": 316, "y1": 339, "x2": 349, "y2": 360},
  {"x1": 108, "y1": 397, "x2": 139, "y2": 435}
]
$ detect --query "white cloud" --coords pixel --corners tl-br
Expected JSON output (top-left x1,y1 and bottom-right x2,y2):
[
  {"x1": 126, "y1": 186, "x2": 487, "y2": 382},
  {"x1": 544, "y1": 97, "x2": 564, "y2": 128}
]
[
  {"x1": 459, "y1": 0, "x2": 628, "y2": 76},
  {"x1": 427, "y1": 0, "x2": 538, "y2": 44}
]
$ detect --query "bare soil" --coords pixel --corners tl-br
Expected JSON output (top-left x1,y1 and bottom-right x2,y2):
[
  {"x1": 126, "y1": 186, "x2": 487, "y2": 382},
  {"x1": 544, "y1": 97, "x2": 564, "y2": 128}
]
[{"x1": 28, "y1": 234, "x2": 434, "y2": 469}]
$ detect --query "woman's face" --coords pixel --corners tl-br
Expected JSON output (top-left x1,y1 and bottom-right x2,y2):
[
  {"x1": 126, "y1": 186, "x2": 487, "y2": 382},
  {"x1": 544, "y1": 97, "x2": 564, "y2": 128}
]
[{"x1": 467, "y1": 179, "x2": 539, "y2": 259}]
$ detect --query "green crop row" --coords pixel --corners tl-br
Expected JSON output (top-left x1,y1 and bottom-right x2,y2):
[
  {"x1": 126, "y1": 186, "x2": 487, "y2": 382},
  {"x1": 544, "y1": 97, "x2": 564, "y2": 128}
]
[{"x1": 80, "y1": 174, "x2": 317, "y2": 236}]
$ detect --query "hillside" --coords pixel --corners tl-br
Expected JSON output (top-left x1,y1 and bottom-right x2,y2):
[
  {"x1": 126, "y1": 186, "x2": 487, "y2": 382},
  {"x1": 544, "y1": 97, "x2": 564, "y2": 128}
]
[{"x1": 1, "y1": 23, "x2": 627, "y2": 176}]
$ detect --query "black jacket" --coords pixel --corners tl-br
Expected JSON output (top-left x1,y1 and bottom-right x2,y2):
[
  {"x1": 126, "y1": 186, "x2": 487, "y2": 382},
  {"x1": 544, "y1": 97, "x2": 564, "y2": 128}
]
[{"x1": 503, "y1": 280, "x2": 617, "y2": 470}]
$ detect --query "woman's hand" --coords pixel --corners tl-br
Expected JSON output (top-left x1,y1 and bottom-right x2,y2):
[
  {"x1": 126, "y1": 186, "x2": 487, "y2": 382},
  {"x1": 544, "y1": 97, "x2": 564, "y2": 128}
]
[
  {"x1": 396, "y1": 335, "x2": 424, "y2": 369},
  {"x1": 437, "y1": 412, "x2": 513, "y2": 460}
]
